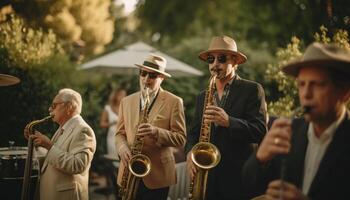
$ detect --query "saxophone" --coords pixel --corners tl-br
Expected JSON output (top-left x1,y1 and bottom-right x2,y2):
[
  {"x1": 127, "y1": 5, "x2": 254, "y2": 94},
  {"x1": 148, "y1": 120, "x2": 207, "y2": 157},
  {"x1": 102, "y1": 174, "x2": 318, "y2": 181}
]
[
  {"x1": 188, "y1": 74, "x2": 221, "y2": 200},
  {"x1": 119, "y1": 87, "x2": 152, "y2": 200},
  {"x1": 21, "y1": 115, "x2": 53, "y2": 200}
]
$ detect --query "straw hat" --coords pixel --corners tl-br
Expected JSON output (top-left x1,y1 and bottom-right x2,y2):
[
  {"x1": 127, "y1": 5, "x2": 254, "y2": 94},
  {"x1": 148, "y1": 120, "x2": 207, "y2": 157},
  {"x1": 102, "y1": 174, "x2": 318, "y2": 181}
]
[
  {"x1": 135, "y1": 54, "x2": 171, "y2": 78},
  {"x1": 199, "y1": 35, "x2": 247, "y2": 64},
  {"x1": 282, "y1": 42, "x2": 350, "y2": 77}
]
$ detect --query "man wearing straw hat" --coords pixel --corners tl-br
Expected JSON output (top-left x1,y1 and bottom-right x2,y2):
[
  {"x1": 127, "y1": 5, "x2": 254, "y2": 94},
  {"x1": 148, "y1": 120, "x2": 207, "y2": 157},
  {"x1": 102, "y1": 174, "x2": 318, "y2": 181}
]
[
  {"x1": 185, "y1": 35, "x2": 267, "y2": 200},
  {"x1": 242, "y1": 42, "x2": 350, "y2": 200},
  {"x1": 116, "y1": 54, "x2": 186, "y2": 199}
]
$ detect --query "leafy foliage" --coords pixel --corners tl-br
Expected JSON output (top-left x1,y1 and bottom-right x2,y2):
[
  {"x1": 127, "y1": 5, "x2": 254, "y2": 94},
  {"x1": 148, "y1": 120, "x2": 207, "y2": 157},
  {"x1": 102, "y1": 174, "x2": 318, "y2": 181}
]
[
  {"x1": 2, "y1": 0, "x2": 115, "y2": 55},
  {"x1": 0, "y1": 14, "x2": 61, "y2": 68}
]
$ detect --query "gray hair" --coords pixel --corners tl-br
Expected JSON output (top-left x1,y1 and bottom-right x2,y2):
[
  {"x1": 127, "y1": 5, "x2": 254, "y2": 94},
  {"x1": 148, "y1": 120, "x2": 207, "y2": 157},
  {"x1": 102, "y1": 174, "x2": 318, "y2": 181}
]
[{"x1": 58, "y1": 88, "x2": 82, "y2": 114}]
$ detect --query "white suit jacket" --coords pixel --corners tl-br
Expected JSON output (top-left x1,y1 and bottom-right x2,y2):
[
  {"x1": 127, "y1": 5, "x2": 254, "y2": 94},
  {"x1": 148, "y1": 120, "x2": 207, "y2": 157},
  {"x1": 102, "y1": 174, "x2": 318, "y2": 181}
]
[{"x1": 39, "y1": 115, "x2": 96, "y2": 200}]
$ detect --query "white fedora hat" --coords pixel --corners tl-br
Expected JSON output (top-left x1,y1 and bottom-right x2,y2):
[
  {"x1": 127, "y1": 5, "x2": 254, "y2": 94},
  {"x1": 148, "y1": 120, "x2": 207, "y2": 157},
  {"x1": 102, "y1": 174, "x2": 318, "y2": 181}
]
[{"x1": 135, "y1": 54, "x2": 171, "y2": 78}]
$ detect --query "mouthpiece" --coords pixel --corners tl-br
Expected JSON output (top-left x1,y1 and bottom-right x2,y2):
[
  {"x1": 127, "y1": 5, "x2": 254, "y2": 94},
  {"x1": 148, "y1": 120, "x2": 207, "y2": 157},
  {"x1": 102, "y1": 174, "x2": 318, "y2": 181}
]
[{"x1": 302, "y1": 106, "x2": 312, "y2": 114}]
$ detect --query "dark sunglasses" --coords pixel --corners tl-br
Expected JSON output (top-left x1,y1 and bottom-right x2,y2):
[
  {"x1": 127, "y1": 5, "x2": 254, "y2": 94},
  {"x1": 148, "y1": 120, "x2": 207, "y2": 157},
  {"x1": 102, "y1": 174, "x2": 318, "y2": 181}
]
[
  {"x1": 206, "y1": 54, "x2": 228, "y2": 64},
  {"x1": 139, "y1": 70, "x2": 160, "y2": 79}
]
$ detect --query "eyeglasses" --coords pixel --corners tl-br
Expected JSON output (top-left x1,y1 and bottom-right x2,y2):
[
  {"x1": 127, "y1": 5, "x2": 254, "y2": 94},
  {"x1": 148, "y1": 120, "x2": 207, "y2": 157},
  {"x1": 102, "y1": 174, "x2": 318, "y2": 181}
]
[
  {"x1": 50, "y1": 102, "x2": 65, "y2": 109},
  {"x1": 139, "y1": 70, "x2": 160, "y2": 79},
  {"x1": 206, "y1": 54, "x2": 228, "y2": 64}
]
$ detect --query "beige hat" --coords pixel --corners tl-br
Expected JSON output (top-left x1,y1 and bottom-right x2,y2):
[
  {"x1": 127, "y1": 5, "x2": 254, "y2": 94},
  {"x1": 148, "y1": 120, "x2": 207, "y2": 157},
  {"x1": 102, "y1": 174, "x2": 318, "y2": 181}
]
[
  {"x1": 135, "y1": 54, "x2": 171, "y2": 78},
  {"x1": 199, "y1": 35, "x2": 247, "y2": 64},
  {"x1": 282, "y1": 42, "x2": 350, "y2": 77}
]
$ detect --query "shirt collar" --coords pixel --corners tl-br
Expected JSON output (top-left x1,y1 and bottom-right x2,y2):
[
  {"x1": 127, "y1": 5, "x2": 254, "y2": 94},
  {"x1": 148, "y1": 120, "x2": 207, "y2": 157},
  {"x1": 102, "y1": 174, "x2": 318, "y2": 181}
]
[{"x1": 308, "y1": 107, "x2": 346, "y2": 143}]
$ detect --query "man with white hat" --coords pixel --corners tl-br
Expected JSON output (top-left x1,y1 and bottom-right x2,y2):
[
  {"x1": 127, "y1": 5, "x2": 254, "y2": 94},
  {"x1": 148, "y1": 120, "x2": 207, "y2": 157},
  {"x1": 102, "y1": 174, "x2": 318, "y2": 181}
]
[
  {"x1": 116, "y1": 54, "x2": 186, "y2": 199},
  {"x1": 185, "y1": 35, "x2": 267, "y2": 200},
  {"x1": 242, "y1": 42, "x2": 350, "y2": 200}
]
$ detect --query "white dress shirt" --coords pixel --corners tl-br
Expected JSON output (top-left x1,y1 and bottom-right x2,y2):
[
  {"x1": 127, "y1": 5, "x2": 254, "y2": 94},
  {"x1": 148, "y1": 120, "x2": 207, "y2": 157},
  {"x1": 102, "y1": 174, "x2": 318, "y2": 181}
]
[{"x1": 302, "y1": 108, "x2": 346, "y2": 194}]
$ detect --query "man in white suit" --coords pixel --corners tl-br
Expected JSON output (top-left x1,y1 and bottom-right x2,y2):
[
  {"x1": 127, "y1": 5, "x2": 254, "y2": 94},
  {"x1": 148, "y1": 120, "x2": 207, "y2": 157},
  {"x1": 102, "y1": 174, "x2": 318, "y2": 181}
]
[{"x1": 24, "y1": 88, "x2": 96, "y2": 200}]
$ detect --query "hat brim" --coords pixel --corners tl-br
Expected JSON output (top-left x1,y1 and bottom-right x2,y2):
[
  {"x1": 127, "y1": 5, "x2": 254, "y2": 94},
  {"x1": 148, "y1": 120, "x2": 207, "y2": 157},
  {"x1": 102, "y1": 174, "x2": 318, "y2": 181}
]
[
  {"x1": 282, "y1": 59, "x2": 350, "y2": 77},
  {"x1": 135, "y1": 64, "x2": 171, "y2": 78},
  {"x1": 198, "y1": 49, "x2": 247, "y2": 65}
]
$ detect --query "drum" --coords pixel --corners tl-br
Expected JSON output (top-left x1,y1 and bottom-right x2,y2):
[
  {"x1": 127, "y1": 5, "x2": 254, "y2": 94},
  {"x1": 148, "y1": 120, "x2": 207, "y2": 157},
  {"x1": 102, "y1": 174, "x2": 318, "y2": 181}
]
[
  {"x1": 0, "y1": 146, "x2": 34, "y2": 178},
  {"x1": 0, "y1": 147, "x2": 38, "y2": 200}
]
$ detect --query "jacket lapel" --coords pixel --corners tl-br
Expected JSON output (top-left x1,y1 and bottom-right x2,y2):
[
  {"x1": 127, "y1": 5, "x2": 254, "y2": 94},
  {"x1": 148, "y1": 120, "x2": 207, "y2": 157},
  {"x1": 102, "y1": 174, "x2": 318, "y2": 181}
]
[
  {"x1": 148, "y1": 88, "x2": 165, "y2": 123},
  {"x1": 308, "y1": 112, "x2": 350, "y2": 195},
  {"x1": 223, "y1": 75, "x2": 241, "y2": 112}
]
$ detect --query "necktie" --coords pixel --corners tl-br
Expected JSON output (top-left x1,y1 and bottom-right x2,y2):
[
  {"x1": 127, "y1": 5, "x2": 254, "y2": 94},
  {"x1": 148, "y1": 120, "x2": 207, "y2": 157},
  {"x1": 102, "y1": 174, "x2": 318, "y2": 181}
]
[{"x1": 51, "y1": 128, "x2": 64, "y2": 143}]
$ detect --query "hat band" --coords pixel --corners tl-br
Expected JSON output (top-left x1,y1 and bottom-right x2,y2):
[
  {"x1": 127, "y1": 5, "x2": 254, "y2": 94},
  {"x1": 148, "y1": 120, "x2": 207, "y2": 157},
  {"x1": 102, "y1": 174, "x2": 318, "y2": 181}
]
[{"x1": 143, "y1": 61, "x2": 160, "y2": 70}]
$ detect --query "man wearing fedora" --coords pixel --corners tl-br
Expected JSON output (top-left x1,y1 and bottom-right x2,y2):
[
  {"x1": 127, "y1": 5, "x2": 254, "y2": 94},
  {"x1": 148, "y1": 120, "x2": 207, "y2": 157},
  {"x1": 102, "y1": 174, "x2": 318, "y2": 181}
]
[
  {"x1": 242, "y1": 42, "x2": 350, "y2": 200},
  {"x1": 185, "y1": 35, "x2": 267, "y2": 200},
  {"x1": 115, "y1": 54, "x2": 186, "y2": 199}
]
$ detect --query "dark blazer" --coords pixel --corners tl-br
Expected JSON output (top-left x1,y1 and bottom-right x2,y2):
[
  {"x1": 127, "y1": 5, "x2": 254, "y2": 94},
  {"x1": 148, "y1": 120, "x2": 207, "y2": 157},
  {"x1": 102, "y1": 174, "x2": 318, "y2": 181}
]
[
  {"x1": 185, "y1": 76, "x2": 267, "y2": 200},
  {"x1": 242, "y1": 111, "x2": 350, "y2": 200}
]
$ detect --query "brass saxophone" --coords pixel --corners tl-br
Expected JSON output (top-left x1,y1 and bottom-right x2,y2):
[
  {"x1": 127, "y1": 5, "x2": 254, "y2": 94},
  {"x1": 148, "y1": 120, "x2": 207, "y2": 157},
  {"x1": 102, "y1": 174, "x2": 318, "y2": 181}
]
[
  {"x1": 188, "y1": 74, "x2": 221, "y2": 200},
  {"x1": 21, "y1": 115, "x2": 53, "y2": 200},
  {"x1": 119, "y1": 87, "x2": 152, "y2": 200}
]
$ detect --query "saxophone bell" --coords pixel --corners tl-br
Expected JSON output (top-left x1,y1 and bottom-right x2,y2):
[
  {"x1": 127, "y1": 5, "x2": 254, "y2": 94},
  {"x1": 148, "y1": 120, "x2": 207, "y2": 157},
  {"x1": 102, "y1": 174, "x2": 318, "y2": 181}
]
[{"x1": 128, "y1": 154, "x2": 151, "y2": 178}]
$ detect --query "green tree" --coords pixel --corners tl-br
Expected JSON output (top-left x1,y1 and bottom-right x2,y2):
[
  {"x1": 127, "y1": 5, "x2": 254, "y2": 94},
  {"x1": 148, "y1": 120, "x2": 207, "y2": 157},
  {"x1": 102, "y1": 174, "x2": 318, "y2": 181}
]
[{"x1": 1, "y1": 0, "x2": 115, "y2": 55}]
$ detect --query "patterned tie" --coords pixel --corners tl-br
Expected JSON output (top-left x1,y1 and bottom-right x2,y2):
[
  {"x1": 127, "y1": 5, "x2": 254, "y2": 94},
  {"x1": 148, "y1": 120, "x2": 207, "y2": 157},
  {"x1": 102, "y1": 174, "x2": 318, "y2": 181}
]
[{"x1": 51, "y1": 128, "x2": 64, "y2": 143}]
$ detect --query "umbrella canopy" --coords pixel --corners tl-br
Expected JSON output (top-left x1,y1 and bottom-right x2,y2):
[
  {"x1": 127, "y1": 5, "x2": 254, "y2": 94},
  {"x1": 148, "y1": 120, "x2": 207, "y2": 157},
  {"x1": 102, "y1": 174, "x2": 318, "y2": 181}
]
[{"x1": 80, "y1": 41, "x2": 203, "y2": 77}]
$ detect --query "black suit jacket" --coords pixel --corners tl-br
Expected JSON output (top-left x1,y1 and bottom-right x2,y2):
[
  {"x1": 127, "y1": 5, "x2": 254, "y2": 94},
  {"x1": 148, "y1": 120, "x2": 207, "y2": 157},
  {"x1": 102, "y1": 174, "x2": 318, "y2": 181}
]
[
  {"x1": 242, "y1": 111, "x2": 350, "y2": 200},
  {"x1": 185, "y1": 76, "x2": 267, "y2": 199}
]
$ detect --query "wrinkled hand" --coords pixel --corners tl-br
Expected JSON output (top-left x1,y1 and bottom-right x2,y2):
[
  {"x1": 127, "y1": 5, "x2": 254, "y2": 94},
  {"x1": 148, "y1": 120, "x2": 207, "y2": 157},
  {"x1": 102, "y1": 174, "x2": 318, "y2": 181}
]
[
  {"x1": 256, "y1": 118, "x2": 292, "y2": 162},
  {"x1": 30, "y1": 131, "x2": 53, "y2": 150},
  {"x1": 118, "y1": 144, "x2": 131, "y2": 167},
  {"x1": 266, "y1": 180, "x2": 309, "y2": 200},
  {"x1": 136, "y1": 123, "x2": 158, "y2": 140},
  {"x1": 204, "y1": 105, "x2": 229, "y2": 127},
  {"x1": 186, "y1": 152, "x2": 197, "y2": 179}
]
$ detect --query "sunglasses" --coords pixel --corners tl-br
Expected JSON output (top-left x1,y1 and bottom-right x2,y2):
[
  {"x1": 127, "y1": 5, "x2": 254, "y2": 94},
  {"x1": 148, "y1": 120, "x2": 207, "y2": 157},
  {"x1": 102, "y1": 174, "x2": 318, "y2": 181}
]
[
  {"x1": 50, "y1": 102, "x2": 65, "y2": 109},
  {"x1": 206, "y1": 54, "x2": 229, "y2": 64},
  {"x1": 139, "y1": 70, "x2": 160, "y2": 79}
]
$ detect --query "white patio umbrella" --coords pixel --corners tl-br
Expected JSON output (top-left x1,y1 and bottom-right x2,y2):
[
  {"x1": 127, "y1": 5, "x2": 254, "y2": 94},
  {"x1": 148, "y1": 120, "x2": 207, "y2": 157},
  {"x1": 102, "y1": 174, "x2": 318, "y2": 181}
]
[{"x1": 80, "y1": 41, "x2": 203, "y2": 77}]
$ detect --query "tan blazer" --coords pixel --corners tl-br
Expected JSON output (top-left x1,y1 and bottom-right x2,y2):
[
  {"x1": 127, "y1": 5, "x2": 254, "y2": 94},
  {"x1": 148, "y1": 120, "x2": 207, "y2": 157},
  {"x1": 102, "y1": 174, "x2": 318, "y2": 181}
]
[
  {"x1": 39, "y1": 115, "x2": 96, "y2": 200},
  {"x1": 116, "y1": 88, "x2": 186, "y2": 189}
]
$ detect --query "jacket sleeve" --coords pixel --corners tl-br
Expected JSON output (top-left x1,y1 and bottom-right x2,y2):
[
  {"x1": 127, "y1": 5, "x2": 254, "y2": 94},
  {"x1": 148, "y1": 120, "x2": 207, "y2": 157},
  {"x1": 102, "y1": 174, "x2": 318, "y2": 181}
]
[
  {"x1": 226, "y1": 83, "x2": 267, "y2": 143},
  {"x1": 115, "y1": 98, "x2": 128, "y2": 152},
  {"x1": 45, "y1": 126, "x2": 96, "y2": 174},
  {"x1": 155, "y1": 97, "x2": 187, "y2": 148},
  {"x1": 185, "y1": 93, "x2": 203, "y2": 154}
]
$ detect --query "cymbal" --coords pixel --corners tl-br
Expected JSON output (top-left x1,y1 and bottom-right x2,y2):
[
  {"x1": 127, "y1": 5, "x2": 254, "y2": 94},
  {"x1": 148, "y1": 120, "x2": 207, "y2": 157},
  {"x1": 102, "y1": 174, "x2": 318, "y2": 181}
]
[{"x1": 0, "y1": 73, "x2": 20, "y2": 86}]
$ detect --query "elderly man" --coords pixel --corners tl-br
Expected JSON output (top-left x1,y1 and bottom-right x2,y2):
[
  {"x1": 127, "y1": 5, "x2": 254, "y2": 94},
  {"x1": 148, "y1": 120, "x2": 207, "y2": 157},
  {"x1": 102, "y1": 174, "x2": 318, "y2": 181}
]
[
  {"x1": 116, "y1": 54, "x2": 186, "y2": 200},
  {"x1": 242, "y1": 42, "x2": 350, "y2": 200},
  {"x1": 24, "y1": 88, "x2": 96, "y2": 200},
  {"x1": 185, "y1": 35, "x2": 267, "y2": 200}
]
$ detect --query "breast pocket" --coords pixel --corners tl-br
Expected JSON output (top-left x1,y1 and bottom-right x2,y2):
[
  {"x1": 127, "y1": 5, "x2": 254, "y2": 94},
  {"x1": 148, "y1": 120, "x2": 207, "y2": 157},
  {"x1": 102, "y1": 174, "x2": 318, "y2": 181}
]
[{"x1": 152, "y1": 114, "x2": 168, "y2": 127}]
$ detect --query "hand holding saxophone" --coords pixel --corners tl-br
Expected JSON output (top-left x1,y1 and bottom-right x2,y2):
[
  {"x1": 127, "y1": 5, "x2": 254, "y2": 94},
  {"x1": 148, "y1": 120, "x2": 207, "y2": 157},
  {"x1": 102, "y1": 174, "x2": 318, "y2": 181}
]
[
  {"x1": 256, "y1": 118, "x2": 292, "y2": 163},
  {"x1": 136, "y1": 123, "x2": 158, "y2": 140},
  {"x1": 203, "y1": 105, "x2": 230, "y2": 127},
  {"x1": 30, "y1": 132, "x2": 53, "y2": 150},
  {"x1": 118, "y1": 144, "x2": 132, "y2": 167}
]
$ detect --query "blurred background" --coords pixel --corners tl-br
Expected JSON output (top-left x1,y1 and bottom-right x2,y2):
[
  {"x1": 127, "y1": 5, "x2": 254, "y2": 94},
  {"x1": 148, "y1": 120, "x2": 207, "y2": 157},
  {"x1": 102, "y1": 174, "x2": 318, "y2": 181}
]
[{"x1": 0, "y1": 0, "x2": 349, "y2": 199}]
